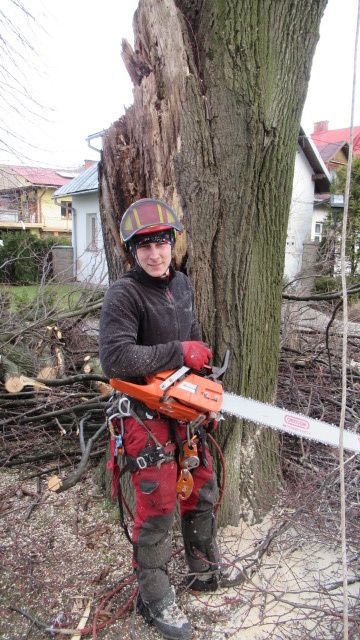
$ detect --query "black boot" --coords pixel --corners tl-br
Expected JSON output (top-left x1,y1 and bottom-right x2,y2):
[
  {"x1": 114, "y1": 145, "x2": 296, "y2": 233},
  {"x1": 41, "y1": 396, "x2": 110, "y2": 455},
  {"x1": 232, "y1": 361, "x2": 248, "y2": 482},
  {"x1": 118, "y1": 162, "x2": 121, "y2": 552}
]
[
  {"x1": 137, "y1": 586, "x2": 192, "y2": 640},
  {"x1": 186, "y1": 565, "x2": 246, "y2": 592},
  {"x1": 186, "y1": 571, "x2": 219, "y2": 592}
]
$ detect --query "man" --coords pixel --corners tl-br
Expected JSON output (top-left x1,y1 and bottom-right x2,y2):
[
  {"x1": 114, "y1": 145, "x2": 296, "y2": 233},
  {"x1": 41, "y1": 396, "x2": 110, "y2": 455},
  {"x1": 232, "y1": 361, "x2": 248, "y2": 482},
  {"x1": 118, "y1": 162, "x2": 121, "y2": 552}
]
[{"x1": 99, "y1": 198, "x2": 221, "y2": 640}]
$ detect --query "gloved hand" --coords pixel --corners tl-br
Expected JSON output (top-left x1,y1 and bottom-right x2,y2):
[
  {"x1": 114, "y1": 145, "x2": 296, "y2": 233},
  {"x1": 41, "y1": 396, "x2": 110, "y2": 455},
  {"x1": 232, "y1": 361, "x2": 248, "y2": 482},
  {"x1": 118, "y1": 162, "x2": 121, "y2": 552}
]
[{"x1": 181, "y1": 341, "x2": 212, "y2": 370}]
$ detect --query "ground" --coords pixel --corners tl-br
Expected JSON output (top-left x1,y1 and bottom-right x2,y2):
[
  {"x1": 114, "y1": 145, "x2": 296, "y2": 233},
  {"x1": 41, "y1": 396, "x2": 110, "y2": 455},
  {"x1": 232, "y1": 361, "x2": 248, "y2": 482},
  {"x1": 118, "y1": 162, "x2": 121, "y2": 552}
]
[{"x1": 1, "y1": 467, "x2": 358, "y2": 640}]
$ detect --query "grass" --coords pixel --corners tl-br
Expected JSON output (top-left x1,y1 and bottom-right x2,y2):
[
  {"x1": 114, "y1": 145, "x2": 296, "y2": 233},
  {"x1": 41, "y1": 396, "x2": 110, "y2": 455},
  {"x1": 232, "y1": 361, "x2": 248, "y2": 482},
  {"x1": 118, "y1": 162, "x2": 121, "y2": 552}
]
[{"x1": 0, "y1": 283, "x2": 103, "y2": 315}]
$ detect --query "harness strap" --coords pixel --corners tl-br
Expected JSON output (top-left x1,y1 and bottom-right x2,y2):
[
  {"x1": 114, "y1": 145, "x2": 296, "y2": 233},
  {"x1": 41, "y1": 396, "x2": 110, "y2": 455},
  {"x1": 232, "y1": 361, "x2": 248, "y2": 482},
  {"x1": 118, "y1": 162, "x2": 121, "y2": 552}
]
[
  {"x1": 117, "y1": 462, "x2": 133, "y2": 544},
  {"x1": 126, "y1": 442, "x2": 176, "y2": 472},
  {"x1": 196, "y1": 424, "x2": 209, "y2": 468},
  {"x1": 167, "y1": 417, "x2": 183, "y2": 453},
  {"x1": 128, "y1": 406, "x2": 164, "y2": 448}
]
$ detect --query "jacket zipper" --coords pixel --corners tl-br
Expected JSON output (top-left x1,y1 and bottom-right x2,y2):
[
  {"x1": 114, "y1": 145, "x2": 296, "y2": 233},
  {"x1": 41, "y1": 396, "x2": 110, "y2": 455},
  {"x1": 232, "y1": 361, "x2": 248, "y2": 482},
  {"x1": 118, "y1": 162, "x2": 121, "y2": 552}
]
[{"x1": 165, "y1": 284, "x2": 181, "y2": 340}]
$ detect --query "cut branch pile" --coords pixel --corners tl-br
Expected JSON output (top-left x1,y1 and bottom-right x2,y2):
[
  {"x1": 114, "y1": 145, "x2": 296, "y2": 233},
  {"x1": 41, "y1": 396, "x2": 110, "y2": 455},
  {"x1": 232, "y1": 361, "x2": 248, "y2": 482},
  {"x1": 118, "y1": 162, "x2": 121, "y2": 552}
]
[
  {"x1": 278, "y1": 301, "x2": 360, "y2": 546},
  {"x1": 0, "y1": 288, "x2": 109, "y2": 482}
]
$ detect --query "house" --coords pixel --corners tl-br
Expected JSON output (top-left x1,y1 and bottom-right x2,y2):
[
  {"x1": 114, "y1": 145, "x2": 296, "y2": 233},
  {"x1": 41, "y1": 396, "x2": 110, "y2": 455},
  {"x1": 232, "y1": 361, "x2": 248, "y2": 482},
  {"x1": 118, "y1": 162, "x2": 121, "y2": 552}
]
[
  {"x1": 310, "y1": 121, "x2": 350, "y2": 187},
  {"x1": 308, "y1": 121, "x2": 358, "y2": 247},
  {"x1": 53, "y1": 162, "x2": 108, "y2": 285},
  {"x1": 0, "y1": 165, "x2": 78, "y2": 236},
  {"x1": 284, "y1": 127, "x2": 331, "y2": 282},
  {"x1": 312, "y1": 139, "x2": 349, "y2": 179},
  {"x1": 311, "y1": 120, "x2": 360, "y2": 161}
]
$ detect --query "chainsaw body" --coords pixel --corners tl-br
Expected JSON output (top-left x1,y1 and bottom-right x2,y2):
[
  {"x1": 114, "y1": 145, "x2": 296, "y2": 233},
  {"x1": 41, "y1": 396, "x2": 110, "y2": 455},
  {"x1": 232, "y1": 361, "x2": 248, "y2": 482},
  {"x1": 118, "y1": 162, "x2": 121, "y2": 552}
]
[{"x1": 110, "y1": 366, "x2": 223, "y2": 423}]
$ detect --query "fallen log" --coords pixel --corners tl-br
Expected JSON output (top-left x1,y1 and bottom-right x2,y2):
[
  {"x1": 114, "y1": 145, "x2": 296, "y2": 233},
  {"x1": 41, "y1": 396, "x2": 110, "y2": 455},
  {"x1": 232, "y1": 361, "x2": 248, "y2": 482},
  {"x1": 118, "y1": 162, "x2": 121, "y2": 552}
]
[{"x1": 0, "y1": 354, "x2": 51, "y2": 394}]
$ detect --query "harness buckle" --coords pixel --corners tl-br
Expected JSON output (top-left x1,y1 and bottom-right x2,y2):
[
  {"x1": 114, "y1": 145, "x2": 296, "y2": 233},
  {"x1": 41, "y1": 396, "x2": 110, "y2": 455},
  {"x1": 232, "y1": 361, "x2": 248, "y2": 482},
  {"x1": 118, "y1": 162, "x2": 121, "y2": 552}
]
[
  {"x1": 135, "y1": 445, "x2": 171, "y2": 470},
  {"x1": 136, "y1": 456, "x2": 147, "y2": 469}
]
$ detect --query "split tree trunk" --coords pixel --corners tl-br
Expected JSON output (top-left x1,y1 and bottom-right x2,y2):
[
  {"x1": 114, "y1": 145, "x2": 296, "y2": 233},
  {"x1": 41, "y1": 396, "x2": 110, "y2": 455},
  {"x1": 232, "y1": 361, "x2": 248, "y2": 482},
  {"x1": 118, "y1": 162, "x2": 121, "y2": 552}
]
[{"x1": 100, "y1": 0, "x2": 327, "y2": 524}]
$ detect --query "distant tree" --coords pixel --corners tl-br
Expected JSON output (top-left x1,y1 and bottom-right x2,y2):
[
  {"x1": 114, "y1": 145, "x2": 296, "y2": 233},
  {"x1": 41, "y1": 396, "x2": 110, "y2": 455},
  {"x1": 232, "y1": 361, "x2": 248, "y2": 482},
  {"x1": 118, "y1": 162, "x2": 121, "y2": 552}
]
[
  {"x1": 331, "y1": 156, "x2": 360, "y2": 276},
  {"x1": 0, "y1": 1, "x2": 45, "y2": 163}
]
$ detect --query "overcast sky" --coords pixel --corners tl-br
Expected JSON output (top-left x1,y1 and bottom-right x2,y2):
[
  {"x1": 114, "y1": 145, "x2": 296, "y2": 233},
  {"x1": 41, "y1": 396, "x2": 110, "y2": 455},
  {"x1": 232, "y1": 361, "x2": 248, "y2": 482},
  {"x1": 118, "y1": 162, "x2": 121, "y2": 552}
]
[{"x1": 1, "y1": 0, "x2": 359, "y2": 168}]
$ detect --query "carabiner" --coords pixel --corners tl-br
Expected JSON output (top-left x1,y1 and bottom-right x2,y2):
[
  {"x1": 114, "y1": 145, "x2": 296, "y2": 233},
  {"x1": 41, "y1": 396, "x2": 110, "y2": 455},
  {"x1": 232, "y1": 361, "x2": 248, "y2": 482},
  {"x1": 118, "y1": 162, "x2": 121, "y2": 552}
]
[{"x1": 118, "y1": 396, "x2": 131, "y2": 417}]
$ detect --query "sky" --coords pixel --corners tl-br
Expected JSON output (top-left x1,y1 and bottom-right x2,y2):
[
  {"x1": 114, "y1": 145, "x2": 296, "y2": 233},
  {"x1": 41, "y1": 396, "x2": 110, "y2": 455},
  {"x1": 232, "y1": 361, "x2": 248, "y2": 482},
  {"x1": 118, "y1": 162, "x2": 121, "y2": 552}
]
[{"x1": 1, "y1": 0, "x2": 359, "y2": 169}]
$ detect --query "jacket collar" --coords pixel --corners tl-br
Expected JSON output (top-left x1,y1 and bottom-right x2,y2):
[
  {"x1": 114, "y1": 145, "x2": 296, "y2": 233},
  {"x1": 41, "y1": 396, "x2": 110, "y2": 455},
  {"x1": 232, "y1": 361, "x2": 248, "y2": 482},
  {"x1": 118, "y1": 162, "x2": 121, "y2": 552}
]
[{"x1": 132, "y1": 263, "x2": 175, "y2": 287}]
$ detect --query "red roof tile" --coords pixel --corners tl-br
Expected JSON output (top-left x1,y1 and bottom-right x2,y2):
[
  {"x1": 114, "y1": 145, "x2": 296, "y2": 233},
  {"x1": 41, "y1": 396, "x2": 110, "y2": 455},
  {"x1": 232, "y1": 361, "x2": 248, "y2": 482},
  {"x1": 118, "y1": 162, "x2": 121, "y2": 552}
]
[
  {"x1": 2, "y1": 165, "x2": 77, "y2": 187},
  {"x1": 311, "y1": 127, "x2": 360, "y2": 155}
]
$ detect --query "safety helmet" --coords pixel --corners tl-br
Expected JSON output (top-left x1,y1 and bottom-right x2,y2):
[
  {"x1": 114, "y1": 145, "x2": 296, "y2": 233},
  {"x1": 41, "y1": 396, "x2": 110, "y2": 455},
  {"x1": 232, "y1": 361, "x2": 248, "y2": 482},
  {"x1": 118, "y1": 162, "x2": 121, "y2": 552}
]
[{"x1": 120, "y1": 198, "x2": 183, "y2": 244}]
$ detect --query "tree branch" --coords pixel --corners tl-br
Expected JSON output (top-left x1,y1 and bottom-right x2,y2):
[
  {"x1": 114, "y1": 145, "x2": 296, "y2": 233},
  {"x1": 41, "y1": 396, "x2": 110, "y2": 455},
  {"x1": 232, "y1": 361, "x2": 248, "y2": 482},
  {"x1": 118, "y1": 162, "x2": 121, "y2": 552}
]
[
  {"x1": 36, "y1": 373, "x2": 108, "y2": 386},
  {"x1": 282, "y1": 285, "x2": 360, "y2": 301},
  {"x1": 49, "y1": 421, "x2": 108, "y2": 493}
]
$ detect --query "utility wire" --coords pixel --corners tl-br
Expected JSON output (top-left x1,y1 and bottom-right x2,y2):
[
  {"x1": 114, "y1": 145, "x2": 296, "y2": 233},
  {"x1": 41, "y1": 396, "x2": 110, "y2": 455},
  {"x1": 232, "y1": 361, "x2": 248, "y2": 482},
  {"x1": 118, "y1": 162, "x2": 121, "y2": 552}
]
[{"x1": 339, "y1": 2, "x2": 360, "y2": 639}]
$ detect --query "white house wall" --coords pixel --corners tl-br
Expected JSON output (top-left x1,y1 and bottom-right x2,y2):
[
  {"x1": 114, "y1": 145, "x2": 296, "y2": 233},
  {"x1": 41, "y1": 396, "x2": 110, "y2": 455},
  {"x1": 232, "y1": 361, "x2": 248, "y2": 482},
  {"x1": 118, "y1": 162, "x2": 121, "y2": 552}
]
[
  {"x1": 284, "y1": 147, "x2": 316, "y2": 281},
  {"x1": 72, "y1": 192, "x2": 108, "y2": 286}
]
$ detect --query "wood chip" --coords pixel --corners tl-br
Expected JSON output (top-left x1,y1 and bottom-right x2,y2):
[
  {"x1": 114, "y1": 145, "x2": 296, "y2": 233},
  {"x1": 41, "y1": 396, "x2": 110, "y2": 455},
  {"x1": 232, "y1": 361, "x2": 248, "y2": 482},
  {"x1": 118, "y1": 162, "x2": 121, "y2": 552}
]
[{"x1": 48, "y1": 475, "x2": 63, "y2": 492}]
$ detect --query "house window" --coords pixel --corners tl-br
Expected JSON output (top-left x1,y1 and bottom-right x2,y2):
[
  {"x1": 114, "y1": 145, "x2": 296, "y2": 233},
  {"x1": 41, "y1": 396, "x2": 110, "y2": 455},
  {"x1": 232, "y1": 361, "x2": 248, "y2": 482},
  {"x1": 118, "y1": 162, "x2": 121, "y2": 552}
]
[
  {"x1": 61, "y1": 201, "x2": 72, "y2": 219},
  {"x1": 86, "y1": 213, "x2": 98, "y2": 251},
  {"x1": 314, "y1": 222, "x2": 323, "y2": 243}
]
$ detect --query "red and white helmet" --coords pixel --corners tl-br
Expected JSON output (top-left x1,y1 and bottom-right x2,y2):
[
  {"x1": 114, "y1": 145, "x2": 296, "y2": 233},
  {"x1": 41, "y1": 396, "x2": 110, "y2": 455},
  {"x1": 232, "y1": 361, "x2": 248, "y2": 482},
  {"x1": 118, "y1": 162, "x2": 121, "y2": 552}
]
[{"x1": 120, "y1": 198, "x2": 183, "y2": 244}]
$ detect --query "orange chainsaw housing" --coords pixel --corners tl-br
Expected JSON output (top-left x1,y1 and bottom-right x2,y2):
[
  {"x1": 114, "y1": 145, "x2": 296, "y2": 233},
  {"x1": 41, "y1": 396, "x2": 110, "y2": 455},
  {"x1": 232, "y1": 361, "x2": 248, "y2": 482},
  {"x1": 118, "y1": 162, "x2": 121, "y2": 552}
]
[{"x1": 110, "y1": 369, "x2": 223, "y2": 423}]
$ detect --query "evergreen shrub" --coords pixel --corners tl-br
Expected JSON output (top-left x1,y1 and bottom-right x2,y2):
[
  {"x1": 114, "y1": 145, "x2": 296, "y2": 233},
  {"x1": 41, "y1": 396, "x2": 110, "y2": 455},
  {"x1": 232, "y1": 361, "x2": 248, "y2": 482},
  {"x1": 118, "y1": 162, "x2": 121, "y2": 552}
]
[{"x1": 0, "y1": 231, "x2": 70, "y2": 284}]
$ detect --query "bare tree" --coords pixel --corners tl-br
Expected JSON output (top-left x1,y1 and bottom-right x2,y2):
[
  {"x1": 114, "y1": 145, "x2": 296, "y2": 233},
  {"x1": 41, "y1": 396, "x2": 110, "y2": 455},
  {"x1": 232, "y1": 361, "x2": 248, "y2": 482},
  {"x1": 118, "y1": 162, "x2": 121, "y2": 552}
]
[{"x1": 0, "y1": 0, "x2": 49, "y2": 163}]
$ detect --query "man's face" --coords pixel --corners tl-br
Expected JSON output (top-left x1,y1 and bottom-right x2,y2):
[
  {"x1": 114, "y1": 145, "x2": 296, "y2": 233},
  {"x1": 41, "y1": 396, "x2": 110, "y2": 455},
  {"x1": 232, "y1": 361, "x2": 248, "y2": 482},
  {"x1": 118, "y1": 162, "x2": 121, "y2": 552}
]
[{"x1": 135, "y1": 239, "x2": 172, "y2": 277}]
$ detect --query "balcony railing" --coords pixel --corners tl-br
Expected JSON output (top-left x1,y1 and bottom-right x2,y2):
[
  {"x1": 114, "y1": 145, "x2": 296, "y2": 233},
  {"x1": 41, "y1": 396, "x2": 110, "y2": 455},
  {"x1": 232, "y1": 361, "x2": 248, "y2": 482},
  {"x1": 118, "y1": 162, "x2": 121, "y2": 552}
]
[{"x1": 0, "y1": 210, "x2": 39, "y2": 224}]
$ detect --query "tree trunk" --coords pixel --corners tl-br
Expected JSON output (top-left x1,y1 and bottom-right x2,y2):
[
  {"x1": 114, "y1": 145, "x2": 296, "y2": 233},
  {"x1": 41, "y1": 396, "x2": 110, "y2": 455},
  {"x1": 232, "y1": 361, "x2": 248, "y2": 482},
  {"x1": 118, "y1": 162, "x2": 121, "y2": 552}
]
[{"x1": 100, "y1": 0, "x2": 327, "y2": 524}]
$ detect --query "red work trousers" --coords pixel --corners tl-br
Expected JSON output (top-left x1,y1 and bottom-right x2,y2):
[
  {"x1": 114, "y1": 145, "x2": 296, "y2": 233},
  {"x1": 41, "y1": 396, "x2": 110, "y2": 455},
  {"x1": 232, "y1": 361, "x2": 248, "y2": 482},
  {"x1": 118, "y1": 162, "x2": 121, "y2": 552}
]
[{"x1": 123, "y1": 416, "x2": 219, "y2": 603}]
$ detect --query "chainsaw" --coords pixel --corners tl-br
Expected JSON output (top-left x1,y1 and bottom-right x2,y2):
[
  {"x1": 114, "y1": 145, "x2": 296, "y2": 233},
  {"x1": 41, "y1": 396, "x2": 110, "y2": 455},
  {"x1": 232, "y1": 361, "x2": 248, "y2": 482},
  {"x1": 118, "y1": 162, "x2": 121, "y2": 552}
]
[{"x1": 110, "y1": 352, "x2": 360, "y2": 455}]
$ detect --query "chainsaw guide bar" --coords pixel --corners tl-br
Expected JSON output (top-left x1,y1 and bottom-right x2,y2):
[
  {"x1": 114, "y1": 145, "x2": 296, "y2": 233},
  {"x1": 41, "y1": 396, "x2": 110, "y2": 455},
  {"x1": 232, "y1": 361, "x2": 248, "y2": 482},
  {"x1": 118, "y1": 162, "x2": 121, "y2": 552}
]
[
  {"x1": 110, "y1": 367, "x2": 360, "y2": 455},
  {"x1": 222, "y1": 392, "x2": 360, "y2": 454}
]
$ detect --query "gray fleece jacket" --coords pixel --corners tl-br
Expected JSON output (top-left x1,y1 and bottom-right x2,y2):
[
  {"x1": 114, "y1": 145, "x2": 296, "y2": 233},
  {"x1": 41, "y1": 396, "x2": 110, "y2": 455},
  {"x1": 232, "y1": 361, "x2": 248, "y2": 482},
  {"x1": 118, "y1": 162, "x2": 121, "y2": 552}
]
[{"x1": 99, "y1": 265, "x2": 202, "y2": 381}]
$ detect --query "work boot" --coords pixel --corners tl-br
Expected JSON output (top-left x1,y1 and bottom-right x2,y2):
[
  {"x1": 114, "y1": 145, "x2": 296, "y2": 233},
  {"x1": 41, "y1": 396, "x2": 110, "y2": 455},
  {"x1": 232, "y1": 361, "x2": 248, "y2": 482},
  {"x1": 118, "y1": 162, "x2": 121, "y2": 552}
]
[
  {"x1": 186, "y1": 571, "x2": 219, "y2": 592},
  {"x1": 137, "y1": 586, "x2": 192, "y2": 640},
  {"x1": 186, "y1": 565, "x2": 245, "y2": 592}
]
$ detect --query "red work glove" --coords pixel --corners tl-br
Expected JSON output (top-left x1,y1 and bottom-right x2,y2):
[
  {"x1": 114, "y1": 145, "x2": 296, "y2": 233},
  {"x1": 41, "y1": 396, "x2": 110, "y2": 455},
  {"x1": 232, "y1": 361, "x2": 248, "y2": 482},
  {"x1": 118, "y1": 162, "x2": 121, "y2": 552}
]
[{"x1": 181, "y1": 341, "x2": 212, "y2": 370}]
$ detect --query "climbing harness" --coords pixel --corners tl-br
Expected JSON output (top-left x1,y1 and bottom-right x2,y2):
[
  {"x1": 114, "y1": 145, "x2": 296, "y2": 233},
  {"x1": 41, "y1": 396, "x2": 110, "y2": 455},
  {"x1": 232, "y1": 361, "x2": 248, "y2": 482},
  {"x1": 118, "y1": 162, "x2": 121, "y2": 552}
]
[{"x1": 105, "y1": 391, "x2": 220, "y2": 538}]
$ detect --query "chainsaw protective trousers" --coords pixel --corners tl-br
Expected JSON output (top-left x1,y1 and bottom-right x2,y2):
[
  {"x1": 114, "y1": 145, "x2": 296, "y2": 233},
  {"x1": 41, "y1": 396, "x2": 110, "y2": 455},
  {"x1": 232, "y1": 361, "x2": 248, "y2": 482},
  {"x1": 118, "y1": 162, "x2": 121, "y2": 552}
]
[{"x1": 123, "y1": 416, "x2": 219, "y2": 603}]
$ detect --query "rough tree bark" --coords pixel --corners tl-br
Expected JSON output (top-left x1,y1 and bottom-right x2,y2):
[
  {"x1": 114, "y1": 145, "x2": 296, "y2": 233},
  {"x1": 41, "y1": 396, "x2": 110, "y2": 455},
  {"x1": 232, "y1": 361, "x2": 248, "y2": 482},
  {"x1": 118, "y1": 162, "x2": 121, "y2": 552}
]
[{"x1": 99, "y1": 0, "x2": 327, "y2": 525}]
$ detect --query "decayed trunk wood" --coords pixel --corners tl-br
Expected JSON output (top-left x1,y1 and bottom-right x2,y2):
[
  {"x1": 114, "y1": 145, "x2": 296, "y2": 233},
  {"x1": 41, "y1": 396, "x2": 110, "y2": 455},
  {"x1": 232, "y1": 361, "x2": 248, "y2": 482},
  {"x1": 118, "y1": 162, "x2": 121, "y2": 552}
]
[{"x1": 100, "y1": 0, "x2": 327, "y2": 524}]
